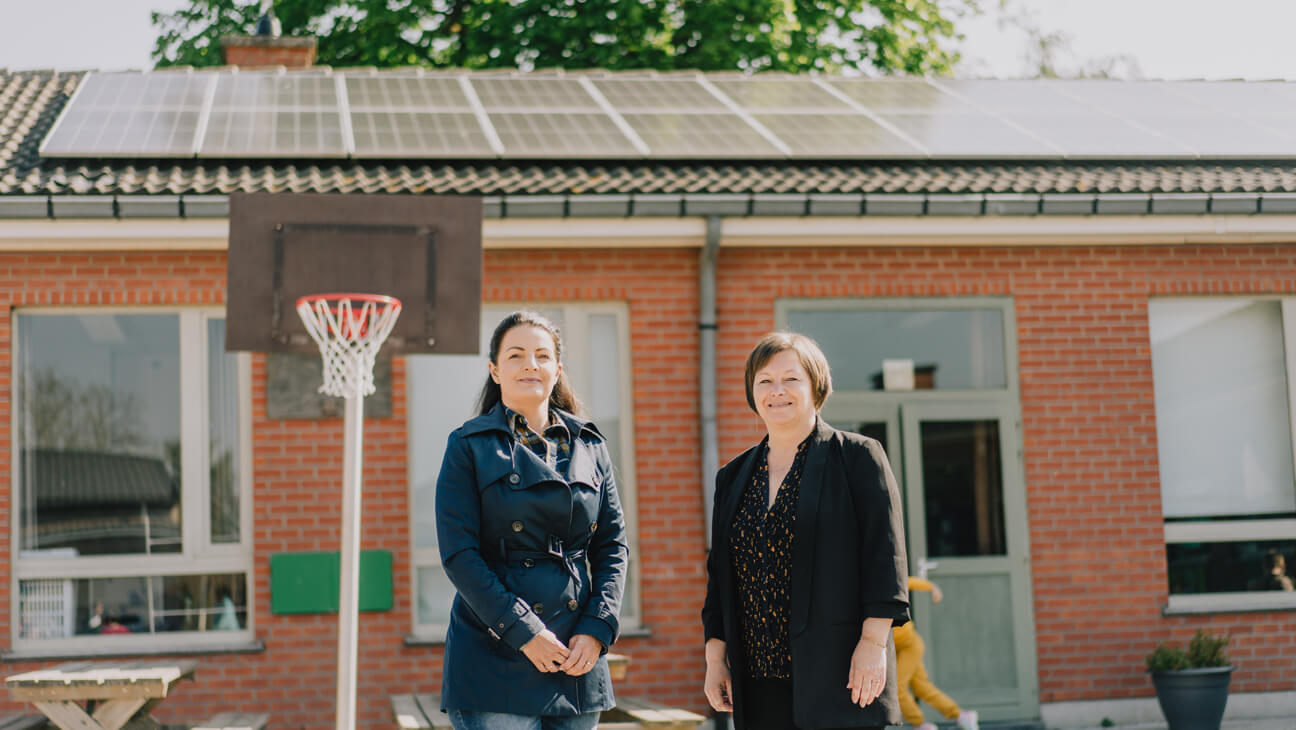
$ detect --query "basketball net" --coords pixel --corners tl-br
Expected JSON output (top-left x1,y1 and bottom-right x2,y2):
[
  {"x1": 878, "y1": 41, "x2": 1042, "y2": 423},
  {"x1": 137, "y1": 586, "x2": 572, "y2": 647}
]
[{"x1": 296, "y1": 294, "x2": 402, "y2": 399}]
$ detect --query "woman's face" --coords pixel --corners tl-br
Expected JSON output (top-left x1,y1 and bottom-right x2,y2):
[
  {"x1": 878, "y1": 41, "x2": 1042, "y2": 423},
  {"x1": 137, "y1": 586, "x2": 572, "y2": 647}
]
[
  {"x1": 751, "y1": 348, "x2": 817, "y2": 431},
  {"x1": 489, "y1": 324, "x2": 562, "y2": 412}
]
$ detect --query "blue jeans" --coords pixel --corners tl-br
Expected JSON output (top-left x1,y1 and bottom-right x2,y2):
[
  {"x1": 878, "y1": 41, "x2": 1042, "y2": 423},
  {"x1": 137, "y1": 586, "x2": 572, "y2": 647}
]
[{"x1": 448, "y1": 710, "x2": 600, "y2": 730}]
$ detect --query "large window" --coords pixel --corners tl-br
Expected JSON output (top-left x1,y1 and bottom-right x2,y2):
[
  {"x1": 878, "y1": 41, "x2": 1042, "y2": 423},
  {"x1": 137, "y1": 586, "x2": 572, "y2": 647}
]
[
  {"x1": 407, "y1": 304, "x2": 638, "y2": 638},
  {"x1": 13, "y1": 311, "x2": 253, "y2": 651},
  {"x1": 1149, "y1": 299, "x2": 1296, "y2": 612}
]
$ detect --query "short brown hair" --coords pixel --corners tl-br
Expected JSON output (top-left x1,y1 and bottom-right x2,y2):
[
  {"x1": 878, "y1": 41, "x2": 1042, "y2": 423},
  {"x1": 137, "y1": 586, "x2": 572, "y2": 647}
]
[{"x1": 744, "y1": 333, "x2": 833, "y2": 413}]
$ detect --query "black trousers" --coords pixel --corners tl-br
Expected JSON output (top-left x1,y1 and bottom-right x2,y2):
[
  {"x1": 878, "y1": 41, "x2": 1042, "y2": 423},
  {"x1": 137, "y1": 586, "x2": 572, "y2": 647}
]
[{"x1": 741, "y1": 676, "x2": 883, "y2": 730}]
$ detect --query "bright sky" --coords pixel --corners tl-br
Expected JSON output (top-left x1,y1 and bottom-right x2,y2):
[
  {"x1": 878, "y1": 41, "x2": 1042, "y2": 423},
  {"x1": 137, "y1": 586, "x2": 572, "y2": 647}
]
[{"x1": 0, "y1": 0, "x2": 1294, "y2": 80}]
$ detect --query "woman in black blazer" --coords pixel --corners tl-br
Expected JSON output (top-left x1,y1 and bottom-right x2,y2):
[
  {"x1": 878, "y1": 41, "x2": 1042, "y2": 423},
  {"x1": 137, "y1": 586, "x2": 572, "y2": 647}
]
[{"x1": 702, "y1": 333, "x2": 910, "y2": 730}]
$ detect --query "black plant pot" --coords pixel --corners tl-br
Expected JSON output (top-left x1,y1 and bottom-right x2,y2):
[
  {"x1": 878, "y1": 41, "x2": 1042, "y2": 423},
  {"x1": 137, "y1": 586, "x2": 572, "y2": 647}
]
[{"x1": 1150, "y1": 666, "x2": 1233, "y2": 730}]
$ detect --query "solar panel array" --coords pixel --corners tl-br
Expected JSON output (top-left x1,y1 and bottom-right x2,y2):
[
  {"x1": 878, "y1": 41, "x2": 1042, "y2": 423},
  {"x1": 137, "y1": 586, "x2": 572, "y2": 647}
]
[{"x1": 40, "y1": 70, "x2": 1296, "y2": 160}]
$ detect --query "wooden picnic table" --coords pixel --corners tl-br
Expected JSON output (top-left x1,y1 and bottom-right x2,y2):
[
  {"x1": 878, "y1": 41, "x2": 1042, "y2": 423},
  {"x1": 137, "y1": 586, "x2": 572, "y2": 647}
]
[{"x1": 6, "y1": 660, "x2": 197, "y2": 730}]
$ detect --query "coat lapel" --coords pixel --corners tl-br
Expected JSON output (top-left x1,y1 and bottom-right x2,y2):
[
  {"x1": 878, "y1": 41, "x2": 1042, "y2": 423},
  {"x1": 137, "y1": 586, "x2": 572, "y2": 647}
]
[
  {"x1": 714, "y1": 441, "x2": 765, "y2": 566},
  {"x1": 790, "y1": 418, "x2": 835, "y2": 636}
]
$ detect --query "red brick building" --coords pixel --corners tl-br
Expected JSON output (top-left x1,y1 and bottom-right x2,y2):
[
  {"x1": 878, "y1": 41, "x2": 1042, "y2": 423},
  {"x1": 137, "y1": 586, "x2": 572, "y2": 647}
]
[{"x1": 1, "y1": 60, "x2": 1294, "y2": 729}]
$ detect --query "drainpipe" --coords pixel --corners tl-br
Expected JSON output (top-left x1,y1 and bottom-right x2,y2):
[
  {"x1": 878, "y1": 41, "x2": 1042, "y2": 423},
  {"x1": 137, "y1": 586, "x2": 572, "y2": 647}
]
[{"x1": 700, "y1": 215, "x2": 721, "y2": 547}]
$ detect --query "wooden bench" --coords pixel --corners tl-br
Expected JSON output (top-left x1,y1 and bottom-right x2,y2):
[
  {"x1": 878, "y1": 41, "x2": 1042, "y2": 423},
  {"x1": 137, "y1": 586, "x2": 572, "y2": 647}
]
[
  {"x1": 191, "y1": 712, "x2": 270, "y2": 730},
  {"x1": 0, "y1": 714, "x2": 48, "y2": 730},
  {"x1": 390, "y1": 694, "x2": 448, "y2": 730},
  {"x1": 599, "y1": 696, "x2": 706, "y2": 730},
  {"x1": 389, "y1": 694, "x2": 705, "y2": 730}
]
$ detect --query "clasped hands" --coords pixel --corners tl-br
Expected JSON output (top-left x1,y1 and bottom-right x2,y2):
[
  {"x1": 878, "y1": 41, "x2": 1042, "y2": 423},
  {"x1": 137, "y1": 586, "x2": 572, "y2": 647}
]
[{"x1": 521, "y1": 630, "x2": 602, "y2": 676}]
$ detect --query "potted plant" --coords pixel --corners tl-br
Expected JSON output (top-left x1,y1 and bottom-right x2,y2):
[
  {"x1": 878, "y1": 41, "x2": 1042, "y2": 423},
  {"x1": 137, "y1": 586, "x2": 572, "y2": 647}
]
[{"x1": 1145, "y1": 629, "x2": 1232, "y2": 730}]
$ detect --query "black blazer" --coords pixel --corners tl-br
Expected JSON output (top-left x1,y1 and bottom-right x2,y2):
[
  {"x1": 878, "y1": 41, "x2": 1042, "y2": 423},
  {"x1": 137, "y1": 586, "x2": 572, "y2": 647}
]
[{"x1": 703, "y1": 418, "x2": 910, "y2": 730}]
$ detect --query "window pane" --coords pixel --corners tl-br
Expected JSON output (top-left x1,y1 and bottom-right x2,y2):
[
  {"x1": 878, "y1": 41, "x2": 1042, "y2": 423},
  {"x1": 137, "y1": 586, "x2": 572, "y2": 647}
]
[
  {"x1": 1167, "y1": 540, "x2": 1296, "y2": 594},
  {"x1": 921, "y1": 419, "x2": 1006, "y2": 557},
  {"x1": 416, "y1": 566, "x2": 456, "y2": 625},
  {"x1": 152, "y1": 573, "x2": 248, "y2": 632},
  {"x1": 787, "y1": 308, "x2": 1006, "y2": 391},
  {"x1": 18, "y1": 573, "x2": 248, "y2": 639},
  {"x1": 1150, "y1": 300, "x2": 1296, "y2": 518},
  {"x1": 407, "y1": 307, "x2": 512, "y2": 552},
  {"x1": 209, "y1": 319, "x2": 241, "y2": 543},
  {"x1": 18, "y1": 314, "x2": 182, "y2": 556},
  {"x1": 588, "y1": 314, "x2": 622, "y2": 473}
]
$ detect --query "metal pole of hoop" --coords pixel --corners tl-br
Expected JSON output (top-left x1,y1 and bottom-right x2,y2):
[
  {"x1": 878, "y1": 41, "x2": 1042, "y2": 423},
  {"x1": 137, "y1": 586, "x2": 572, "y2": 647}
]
[{"x1": 297, "y1": 294, "x2": 402, "y2": 730}]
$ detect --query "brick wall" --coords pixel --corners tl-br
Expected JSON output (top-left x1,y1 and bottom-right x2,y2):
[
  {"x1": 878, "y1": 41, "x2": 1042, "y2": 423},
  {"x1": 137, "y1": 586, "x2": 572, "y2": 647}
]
[{"x1": 0, "y1": 244, "x2": 1293, "y2": 728}]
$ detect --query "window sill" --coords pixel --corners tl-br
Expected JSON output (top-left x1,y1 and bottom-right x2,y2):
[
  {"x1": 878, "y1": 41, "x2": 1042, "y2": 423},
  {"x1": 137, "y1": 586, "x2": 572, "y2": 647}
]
[
  {"x1": 1163, "y1": 592, "x2": 1296, "y2": 616},
  {"x1": 3, "y1": 639, "x2": 266, "y2": 663},
  {"x1": 404, "y1": 624, "x2": 654, "y2": 647}
]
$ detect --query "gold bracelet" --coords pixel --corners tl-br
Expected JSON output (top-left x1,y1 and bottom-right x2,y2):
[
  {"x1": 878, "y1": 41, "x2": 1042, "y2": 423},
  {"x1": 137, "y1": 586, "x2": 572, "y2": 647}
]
[{"x1": 862, "y1": 635, "x2": 887, "y2": 649}]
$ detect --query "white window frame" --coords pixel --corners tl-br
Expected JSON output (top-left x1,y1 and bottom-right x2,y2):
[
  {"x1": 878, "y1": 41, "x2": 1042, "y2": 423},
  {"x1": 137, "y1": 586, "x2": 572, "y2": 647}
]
[
  {"x1": 10, "y1": 307, "x2": 256, "y2": 653},
  {"x1": 1154, "y1": 297, "x2": 1296, "y2": 614},
  {"x1": 408, "y1": 302, "x2": 640, "y2": 639}
]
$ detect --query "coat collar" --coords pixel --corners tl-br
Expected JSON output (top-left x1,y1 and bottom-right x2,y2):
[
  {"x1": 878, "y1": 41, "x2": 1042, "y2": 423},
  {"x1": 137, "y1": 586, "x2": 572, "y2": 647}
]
[
  {"x1": 714, "y1": 415, "x2": 836, "y2": 574},
  {"x1": 460, "y1": 401, "x2": 604, "y2": 442}
]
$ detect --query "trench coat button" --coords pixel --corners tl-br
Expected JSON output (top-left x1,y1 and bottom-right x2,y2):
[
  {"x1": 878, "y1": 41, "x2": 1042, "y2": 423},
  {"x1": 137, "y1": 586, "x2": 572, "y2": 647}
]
[
  {"x1": 511, "y1": 520, "x2": 524, "y2": 533},
  {"x1": 508, "y1": 473, "x2": 521, "y2": 485},
  {"x1": 532, "y1": 603, "x2": 544, "y2": 614},
  {"x1": 589, "y1": 522, "x2": 598, "y2": 533},
  {"x1": 523, "y1": 558, "x2": 536, "y2": 568},
  {"x1": 567, "y1": 600, "x2": 579, "y2": 612}
]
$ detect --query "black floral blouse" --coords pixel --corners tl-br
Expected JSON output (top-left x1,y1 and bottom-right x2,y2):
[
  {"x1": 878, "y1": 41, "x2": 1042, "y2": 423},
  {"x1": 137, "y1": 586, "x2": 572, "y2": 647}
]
[{"x1": 729, "y1": 435, "x2": 811, "y2": 679}]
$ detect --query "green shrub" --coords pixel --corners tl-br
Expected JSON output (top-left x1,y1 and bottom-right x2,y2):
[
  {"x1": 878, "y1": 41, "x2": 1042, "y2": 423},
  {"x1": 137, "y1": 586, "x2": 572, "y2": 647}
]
[{"x1": 1146, "y1": 630, "x2": 1230, "y2": 672}]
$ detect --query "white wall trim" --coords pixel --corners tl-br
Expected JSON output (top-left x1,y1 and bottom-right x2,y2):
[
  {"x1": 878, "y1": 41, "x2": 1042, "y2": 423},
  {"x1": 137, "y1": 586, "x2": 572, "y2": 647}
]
[
  {"x1": 2, "y1": 215, "x2": 1296, "y2": 251},
  {"x1": 1040, "y1": 691, "x2": 1296, "y2": 729}
]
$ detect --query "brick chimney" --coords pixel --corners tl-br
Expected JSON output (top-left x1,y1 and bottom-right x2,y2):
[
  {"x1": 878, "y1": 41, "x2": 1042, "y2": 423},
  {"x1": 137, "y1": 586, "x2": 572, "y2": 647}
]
[{"x1": 221, "y1": 35, "x2": 317, "y2": 69}]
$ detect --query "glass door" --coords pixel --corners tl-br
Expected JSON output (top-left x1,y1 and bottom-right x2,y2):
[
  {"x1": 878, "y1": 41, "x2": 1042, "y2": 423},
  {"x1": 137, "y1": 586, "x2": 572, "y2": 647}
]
[{"x1": 825, "y1": 400, "x2": 1038, "y2": 723}]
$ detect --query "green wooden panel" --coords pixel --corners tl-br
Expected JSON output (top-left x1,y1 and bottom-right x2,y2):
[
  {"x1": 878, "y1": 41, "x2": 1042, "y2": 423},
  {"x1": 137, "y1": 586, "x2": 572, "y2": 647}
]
[{"x1": 270, "y1": 550, "x2": 393, "y2": 614}]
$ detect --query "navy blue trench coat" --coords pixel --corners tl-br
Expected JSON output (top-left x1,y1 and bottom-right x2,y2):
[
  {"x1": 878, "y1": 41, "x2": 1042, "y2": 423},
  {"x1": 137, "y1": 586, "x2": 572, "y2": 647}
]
[{"x1": 435, "y1": 403, "x2": 629, "y2": 716}]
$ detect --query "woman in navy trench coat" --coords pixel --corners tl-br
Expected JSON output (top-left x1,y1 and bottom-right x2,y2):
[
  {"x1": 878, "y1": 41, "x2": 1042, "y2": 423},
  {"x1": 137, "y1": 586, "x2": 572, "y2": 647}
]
[{"x1": 436, "y1": 311, "x2": 629, "y2": 730}]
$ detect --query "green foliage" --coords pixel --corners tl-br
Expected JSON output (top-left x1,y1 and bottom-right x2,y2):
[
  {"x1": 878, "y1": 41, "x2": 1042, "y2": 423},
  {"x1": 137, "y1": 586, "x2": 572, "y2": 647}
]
[
  {"x1": 1100, "y1": 719, "x2": 1114, "y2": 728},
  {"x1": 1146, "y1": 630, "x2": 1230, "y2": 672},
  {"x1": 152, "y1": 0, "x2": 976, "y2": 75}
]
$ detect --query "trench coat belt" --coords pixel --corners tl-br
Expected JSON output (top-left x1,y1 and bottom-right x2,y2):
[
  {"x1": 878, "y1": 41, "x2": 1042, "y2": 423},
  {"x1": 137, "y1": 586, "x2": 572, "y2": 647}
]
[{"x1": 488, "y1": 535, "x2": 586, "y2": 584}]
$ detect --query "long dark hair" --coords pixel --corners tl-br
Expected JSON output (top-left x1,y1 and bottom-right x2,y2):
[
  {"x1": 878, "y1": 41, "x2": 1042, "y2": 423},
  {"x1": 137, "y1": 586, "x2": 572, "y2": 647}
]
[{"x1": 476, "y1": 310, "x2": 583, "y2": 417}]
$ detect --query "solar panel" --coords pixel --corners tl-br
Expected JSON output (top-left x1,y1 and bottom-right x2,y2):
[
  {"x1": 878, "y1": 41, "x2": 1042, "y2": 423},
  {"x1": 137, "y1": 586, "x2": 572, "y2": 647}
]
[
  {"x1": 489, "y1": 112, "x2": 637, "y2": 157},
  {"x1": 37, "y1": 71, "x2": 1296, "y2": 160},
  {"x1": 709, "y1": 79, "x2": 851, "y2": 111},
  {"x1": 199, "y1": 73, "x2": 346, "y2": 157},
  {"x1": 621, "y1": 113, "x2": 783, "y2": 157},
  {"x1": 1006, "y1": 113, "x2": 1193, "y2": 157},
  {"x1": 40, "y1": 71, "x2": 213, "y2": 156},
  {"x1": 878, "y1": 112, "x2": 1059, "y2": 157},
  {"x1": 932, "y1": 79, "x2": 1097, "y2": 113},
  {"x1": 825, "y1": 79, "x2": 969, "y2": 113},
  {"x1": 754, "y1": 114, "x2": 924, "y2": 157},
  {"x1": 1118, "y1": 116, "x2": 1296, "y2": 156},
  {"x1": 344, "y1": 74, "x2": 473, "y2": 111},
  {"x1": 470, "y1": 78, "x2": 601, "y2": 111},
  {"x1": 1160, "y1": 81, "x2": 1296, "y2": 118},
  {"x1": 590, "y1": 77, "x2": 727, "y2": 112},
  {"x1": 351, "y1": 111, "x2": 496, "y2": 157}
]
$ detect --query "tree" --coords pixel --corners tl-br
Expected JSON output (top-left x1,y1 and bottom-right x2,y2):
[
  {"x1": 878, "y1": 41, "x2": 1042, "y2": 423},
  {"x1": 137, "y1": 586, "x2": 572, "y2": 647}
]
[{"x1": 153, "y1": 0, "x2": 976, "y2": 75}]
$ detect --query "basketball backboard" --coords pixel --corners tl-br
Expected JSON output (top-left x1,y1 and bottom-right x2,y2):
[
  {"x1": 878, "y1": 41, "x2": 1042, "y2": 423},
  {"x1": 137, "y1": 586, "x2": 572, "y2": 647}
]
[{"x1": 225, "y1": 192, "x2": 482, "y2": 355}]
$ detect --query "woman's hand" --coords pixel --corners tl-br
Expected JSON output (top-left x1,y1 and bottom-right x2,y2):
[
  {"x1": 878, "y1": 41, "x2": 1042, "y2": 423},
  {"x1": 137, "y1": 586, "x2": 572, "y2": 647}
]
[
  {"x1": 846, "y1": 637, "x2": 887, "y2": 707},
  {"x1": 703, "y1": 639, "x2": 734, "y2": 713},
  {"x1": 558, "y1": 634, "x2": 604, "y2": 676},
  {"x1": 521, "y1": 629, "x2": 570, "y2": 673}
]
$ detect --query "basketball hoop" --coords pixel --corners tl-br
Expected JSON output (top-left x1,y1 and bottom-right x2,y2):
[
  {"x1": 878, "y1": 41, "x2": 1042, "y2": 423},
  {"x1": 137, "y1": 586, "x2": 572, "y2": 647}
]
[
  {"x1": 296, "y1": 293, "x2": 402, "y2": 399},
  {"x1": 295, "y1": 292, "x2": 402, "y2": 730}
]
